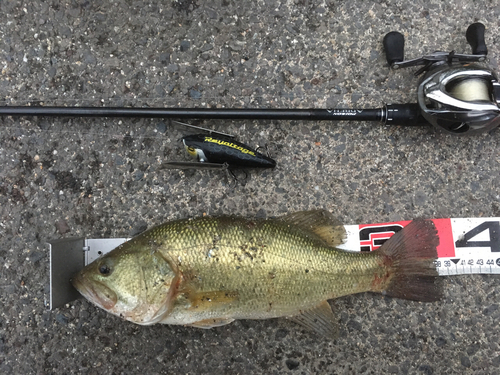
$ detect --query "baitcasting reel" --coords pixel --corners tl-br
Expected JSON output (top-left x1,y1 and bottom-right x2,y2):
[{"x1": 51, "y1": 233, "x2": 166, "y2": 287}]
[{"x1": 384, "y1": 23, "x2": 500, "y2": 134}]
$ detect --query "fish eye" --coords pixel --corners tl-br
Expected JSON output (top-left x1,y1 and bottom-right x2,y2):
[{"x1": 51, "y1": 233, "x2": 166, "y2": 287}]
[
  {"x1": 98, "y1": 260, "x2": 113, "y2": 276},
  {"x1": 186, "y1": 146, "x2": 197, "y2": 156}
]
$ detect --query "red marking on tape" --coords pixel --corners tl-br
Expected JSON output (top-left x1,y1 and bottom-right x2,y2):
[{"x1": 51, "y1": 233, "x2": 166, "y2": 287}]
[
  {"x1": 432, "y1": 218, "x2": 455, "y2": 258},
  {"x1": 359, "y1": 221, "x2": 409, "y2": 251},
  {"x1": 358, "y1": 219, "x2": 455, "y2": 258}
]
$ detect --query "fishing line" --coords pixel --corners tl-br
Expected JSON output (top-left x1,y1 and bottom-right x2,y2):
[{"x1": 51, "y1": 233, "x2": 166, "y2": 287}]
[{"x1": 448, "y1": 78, "x2": 491, "y2": 102}]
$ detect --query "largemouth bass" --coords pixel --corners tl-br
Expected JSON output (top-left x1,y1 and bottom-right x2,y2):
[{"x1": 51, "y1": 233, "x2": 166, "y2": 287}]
[{"x1": 71, "y1": 210, "x2": 442, "y2": 338}]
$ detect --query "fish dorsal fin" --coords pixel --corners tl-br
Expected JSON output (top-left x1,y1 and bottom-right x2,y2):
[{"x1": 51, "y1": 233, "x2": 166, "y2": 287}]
[
  {"x1": 280, "y1": 210, "x2": 346, "y2": 247},
  {"x1": 287, "y1": 300, "x2": 339, "y2": 339}
]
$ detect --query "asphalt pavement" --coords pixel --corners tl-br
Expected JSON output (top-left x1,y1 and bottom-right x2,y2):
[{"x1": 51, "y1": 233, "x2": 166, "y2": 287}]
[{"x1": 0, "y1": 1, "x2": 499, "y2": 374}]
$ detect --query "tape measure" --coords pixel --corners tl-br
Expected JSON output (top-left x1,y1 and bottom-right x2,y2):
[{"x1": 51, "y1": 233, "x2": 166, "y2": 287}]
[{"x1": 338, "y1": 218, "x2": 500, "y2": 275}]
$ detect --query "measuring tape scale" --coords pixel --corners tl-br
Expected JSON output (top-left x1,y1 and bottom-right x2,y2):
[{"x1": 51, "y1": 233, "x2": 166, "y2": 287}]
[{"x1": 338, "y1": 218, "x2": 500, "y2": 276}]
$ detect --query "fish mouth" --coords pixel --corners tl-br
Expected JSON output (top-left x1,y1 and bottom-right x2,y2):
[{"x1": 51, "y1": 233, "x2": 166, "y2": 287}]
[{"x1": 71, "y1": 273, "x2": 117, "y2": 310}]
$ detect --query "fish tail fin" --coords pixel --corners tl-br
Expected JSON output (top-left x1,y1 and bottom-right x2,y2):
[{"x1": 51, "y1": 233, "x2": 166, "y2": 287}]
[{"x1": 378, "y1": 219, "x2": 443, "y2": 302}]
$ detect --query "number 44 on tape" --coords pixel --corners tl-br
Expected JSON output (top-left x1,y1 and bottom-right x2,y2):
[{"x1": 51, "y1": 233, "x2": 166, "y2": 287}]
[{"x1": 337, "y1": 218, "x2": 500, "y2": 276}]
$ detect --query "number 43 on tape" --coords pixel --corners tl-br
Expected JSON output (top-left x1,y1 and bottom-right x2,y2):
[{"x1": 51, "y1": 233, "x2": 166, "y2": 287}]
[{"x1": 337, "y1": 218, "x2": 500, "y2": 276}]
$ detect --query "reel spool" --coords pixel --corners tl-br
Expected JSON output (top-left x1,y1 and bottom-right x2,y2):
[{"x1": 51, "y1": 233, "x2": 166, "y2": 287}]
[
  {"x1": 418, "y1": 64, "x2": 500, "y2": 134},
  {"x1": 385, "y1": 23, "x2": 500, "y2": 135}
]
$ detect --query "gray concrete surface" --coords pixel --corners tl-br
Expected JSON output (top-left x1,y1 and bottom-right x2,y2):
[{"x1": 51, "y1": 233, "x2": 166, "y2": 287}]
[{"x1": 1, "y1": 1, "x2": 500, "y2": 374}]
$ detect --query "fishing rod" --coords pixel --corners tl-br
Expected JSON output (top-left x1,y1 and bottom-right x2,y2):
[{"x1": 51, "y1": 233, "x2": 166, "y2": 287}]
[{"x1": 1, "y1": 23, "x2": 499, "y2": 135}]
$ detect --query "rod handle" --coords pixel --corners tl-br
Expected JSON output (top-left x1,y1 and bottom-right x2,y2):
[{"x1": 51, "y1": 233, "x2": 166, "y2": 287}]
[
  {"x1": 383, "y1": 31, "x2": 405, "y2": 67},
  {"x1": 384, "y1": 103, "x2": 427, "y2": 126},
  {"x1": 466, "y1": 22, "x2": 487, "y2": 56}
]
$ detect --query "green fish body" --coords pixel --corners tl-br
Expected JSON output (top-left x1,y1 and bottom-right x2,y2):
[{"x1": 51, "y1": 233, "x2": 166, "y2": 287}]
[{"x1": 72, "y1": 210, "x2": 442, "y2": 337}]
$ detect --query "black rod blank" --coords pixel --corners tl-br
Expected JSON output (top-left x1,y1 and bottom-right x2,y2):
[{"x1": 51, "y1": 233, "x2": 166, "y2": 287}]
[
  {"x1": 0, "y1": 103, "x2": 429, "y2": 126},
  {"x1": 0, "y1": 106, "x2": 383, "y2": 122}
]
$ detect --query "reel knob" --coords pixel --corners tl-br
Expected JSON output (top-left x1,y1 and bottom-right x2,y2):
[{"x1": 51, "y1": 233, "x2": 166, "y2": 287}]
[
  {"x1": 383, "y1": 31, "x2": 405, "y2": 68},
  {"x1": 466, "y1": 22, "x2": 488, "y2": 56}
]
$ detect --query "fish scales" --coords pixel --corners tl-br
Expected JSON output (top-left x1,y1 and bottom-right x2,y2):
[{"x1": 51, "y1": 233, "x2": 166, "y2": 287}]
[
  {"x1": 72, "y1": 210, "x2": 442, "y2": 337},
  {"x1": 147, "y1": 217, "x2": 381, "y2": 321}
]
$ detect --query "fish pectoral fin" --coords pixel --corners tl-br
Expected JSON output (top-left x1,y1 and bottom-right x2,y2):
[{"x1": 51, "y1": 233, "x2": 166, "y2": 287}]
[
  {"x1": 186, "y1": 318, "x2": 235, "y2": 329},
  {"x1": 184, "y1": 289, "x2": 240, "y2": 311},
  {"x1": 287, "y1": 300, "x2": 339, "y2": 339},
  {"x1": 279, "y1": 210, "x2": 346, "y2": 247}
]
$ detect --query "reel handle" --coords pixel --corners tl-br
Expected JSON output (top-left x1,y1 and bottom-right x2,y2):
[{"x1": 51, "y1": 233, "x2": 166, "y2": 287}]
[
  {"x1": 466, "y1": 22, "x2": 488, "y2": 56},
  {"x1": 383, "y1": 31, "x2": 405, "y2": 67}
]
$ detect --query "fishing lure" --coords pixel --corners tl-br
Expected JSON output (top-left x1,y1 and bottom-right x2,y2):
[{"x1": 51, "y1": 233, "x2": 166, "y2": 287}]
[{"x1": 161, "y1": 122, "x2": 276, "y2": 172}]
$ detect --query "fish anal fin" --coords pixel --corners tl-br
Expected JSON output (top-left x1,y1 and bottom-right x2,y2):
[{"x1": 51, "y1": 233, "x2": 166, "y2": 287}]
[
  {"x1": 287, "y1": 300, "x2": 339, "y2": 339},
  {"x1": 186, "y1": 318, "x2": 235, "y2": 329},
  {"x1": 280, "y1": 210, "x2": 346, "y2": 247}
]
